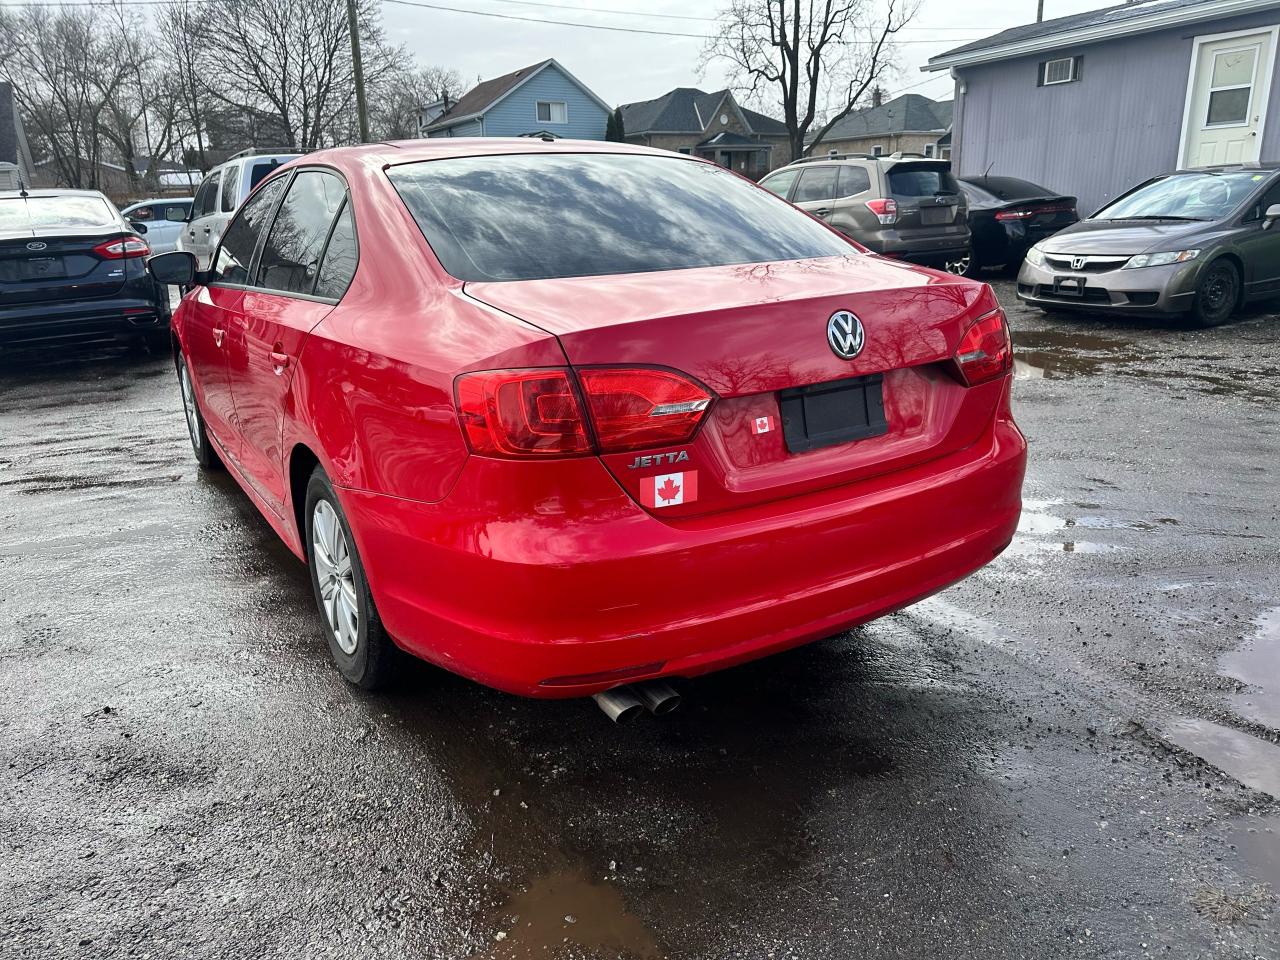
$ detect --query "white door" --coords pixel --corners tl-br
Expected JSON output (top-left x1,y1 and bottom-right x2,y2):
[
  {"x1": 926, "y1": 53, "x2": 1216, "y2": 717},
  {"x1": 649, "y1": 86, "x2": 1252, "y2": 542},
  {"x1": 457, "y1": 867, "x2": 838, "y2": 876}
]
[{"x1": 1181, "y1": 28, "x2": 1277, "y2": 168}]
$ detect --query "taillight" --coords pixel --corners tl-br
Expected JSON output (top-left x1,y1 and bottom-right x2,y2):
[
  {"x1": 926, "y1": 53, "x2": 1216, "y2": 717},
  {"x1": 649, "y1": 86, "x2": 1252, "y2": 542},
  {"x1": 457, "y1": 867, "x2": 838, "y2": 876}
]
[
  {"x1": 93, "y1": 237, "x2": 150, "y2": 259},
  {"x1": 994, "y1": 204, "x2": 1076, "y2": 222},
  {"x1": 865, "y1": 198, "x2": 897, "y2": 225},
  {"x1": 576, "y1": 367, "x2": 712, "y2": 453},
  {"x1": 455, "y1": 369, "x2": 592, "y2": 458},
  {"x1": 454, "y1": 366, "x2": 713, "y2": 458},
  {"x1": 953, "y1": 310, "x2": 1012, "y2": 386}
]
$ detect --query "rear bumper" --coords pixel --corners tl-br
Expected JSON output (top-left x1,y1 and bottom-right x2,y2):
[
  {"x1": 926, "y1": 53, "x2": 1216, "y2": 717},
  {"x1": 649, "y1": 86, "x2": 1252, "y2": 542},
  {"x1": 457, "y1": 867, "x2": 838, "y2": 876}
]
[
  {"x1": 866, "y1": 228, "x2": 970, "y2": 265},
  {"x1": 0, "y1": 295, "x2": 170, "y2": 346},
  {"x1": 1016, "y1": 259, "x2": 1199, "y2": 313},
  {"x1": 339, "y1": 410, "x2": 1027, "y2": 698}
]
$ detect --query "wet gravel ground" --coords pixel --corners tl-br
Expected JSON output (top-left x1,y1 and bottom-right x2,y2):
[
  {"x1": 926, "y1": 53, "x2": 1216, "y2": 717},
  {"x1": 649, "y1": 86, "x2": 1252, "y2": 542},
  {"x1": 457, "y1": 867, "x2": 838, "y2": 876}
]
[{"x1": 2, "y1": 281, "x2": 1279, "y2": 959}]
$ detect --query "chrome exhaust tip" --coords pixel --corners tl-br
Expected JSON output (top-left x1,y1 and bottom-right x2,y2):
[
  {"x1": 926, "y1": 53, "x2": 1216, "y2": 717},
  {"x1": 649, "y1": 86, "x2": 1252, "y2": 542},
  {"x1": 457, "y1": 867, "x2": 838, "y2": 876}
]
[
  {"x1": 634, "y1": 680, "x2": 682, "y2": 716},
  {"x1": 592, "y1": 687, "x2": 645, "y2": 724}
]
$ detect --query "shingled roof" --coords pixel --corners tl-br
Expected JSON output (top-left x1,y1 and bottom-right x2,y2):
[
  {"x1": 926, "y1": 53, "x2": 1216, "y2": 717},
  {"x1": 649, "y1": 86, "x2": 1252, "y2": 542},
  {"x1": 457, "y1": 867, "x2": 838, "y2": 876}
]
[
  {"x1": 424, "y1": 60, "x2": 552, "y2": 132},
  {"x1": 619, "y1": 88, "x2": 787, "y2": 137},
  {"x1": 926, "y1": 0, "x2": 1277, "y2": 69},
  {"x1": 813, "y1": 94, "x2": 951, "y2": 145}
]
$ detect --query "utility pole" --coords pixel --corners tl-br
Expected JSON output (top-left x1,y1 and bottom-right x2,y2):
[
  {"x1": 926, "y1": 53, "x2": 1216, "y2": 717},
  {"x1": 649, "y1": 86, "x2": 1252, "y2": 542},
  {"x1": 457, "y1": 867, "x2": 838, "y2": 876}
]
[
  {"x1": 345, "y1": 0, "x2": 370, "y2": 143},
  {"x1": 1036, "y1": 0, "x2": 1044, "y2": 21}
]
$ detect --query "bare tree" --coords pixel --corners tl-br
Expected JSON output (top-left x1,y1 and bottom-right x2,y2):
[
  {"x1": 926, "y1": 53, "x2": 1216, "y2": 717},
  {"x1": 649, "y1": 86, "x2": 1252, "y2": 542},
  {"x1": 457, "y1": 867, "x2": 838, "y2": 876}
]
[
  {"x1": 705, "y1": 0, "x2": 918, "y2": 160},
  {"x1": 157, "y1": 0, "x2": 220, "y2": 170},
  {"x1": 369, "y1": 64, "x2": 463, "y2": 140}
]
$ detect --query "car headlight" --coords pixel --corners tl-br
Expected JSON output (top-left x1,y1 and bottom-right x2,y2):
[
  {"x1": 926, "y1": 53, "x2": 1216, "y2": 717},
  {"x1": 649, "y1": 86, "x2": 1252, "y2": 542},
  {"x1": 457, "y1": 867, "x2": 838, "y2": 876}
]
[
  {"x1": 1123, "y1": 249, "x2": 1200, "y2": 269},
  {"x1": 1024, "y1": 245, "x2": 1046, "y2": 268}
]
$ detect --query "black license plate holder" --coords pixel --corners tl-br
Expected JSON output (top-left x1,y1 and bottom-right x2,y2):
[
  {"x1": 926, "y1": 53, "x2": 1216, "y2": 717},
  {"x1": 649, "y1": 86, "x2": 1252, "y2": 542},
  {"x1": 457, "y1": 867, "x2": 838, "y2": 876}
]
[
  {"x1": 780, "y1": 374, "x2": 888, "y2": 454},
  {"x1": 19, "y1": 258, "x2": 66, "y2": 281},
  {"x1": 1053, "y1": 275, "x2": 1085, "y2": 297}
]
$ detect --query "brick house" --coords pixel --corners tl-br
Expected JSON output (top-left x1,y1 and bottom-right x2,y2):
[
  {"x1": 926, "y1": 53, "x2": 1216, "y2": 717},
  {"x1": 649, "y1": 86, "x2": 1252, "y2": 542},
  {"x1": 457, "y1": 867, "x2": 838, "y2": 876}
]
[
  {"x1": 810, "y1": 93, "x2": 952, "y2": 159},
  {"x1": 618, "y1": 88, "x2": 791, "y2": 178}
]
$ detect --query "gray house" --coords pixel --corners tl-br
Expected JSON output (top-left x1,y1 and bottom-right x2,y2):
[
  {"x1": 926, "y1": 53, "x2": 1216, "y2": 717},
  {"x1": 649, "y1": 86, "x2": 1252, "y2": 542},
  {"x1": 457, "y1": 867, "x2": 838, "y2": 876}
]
[
  {"x1": 925, "y1": 0, "x2": 1280, "y2": 214},
  {"x1": 809, "y1": 92, "x2": 952, "y2": 159},
  {"x1": 0, "y1": 82, "x2": 35, "y2": 191}
]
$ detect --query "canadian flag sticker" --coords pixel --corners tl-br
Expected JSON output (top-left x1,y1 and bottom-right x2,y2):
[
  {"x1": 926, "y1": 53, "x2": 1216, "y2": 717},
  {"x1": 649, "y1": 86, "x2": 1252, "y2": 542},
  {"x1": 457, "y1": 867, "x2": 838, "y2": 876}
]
[
  {"x1": 751, "y1": 415, "x2": 775, "y2": 435},
  {"x1": 641, "y1": 471, "x2": 698, "y2": 508}
]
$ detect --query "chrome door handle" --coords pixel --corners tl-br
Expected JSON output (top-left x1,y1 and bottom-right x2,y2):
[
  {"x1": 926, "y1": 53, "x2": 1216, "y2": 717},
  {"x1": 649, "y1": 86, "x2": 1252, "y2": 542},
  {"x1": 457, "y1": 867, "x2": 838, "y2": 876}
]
[
  {"x1": 269, "y1": 350, "x2": 290, "y2": 374},
  {"x1": 212, "y1": 327, "x2": 225, "y2": 347}
]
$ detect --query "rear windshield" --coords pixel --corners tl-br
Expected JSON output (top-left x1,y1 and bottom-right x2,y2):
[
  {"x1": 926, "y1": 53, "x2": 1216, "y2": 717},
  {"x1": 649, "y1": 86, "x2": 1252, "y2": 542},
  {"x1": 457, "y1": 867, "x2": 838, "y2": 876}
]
[
  {"x1": 887, "y1": 164, "x2": 959, "y2": 198},
  {"x1": 0, "y1": 195, "x2": 116, "y2": 231},
  {"x1": 388, "y1": 153, "x2": 855, "y2": 282},
  {"x1": 1094, "y1": 171, "x2": 1264, "y2": 221}
]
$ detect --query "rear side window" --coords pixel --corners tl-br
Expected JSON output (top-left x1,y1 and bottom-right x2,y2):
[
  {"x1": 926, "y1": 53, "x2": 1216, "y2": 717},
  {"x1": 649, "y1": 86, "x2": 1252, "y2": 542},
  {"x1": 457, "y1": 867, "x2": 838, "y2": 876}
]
[
  {"x1": 211, "y1": 177, "x2": 287, "y2": 285},
  {"x1": 193, "y1": 174, "x2": 218, "y2": 218},
  {"x1": 250, "y1": 161, "x2": 281, "y2": 190},
  {"x1": 256, "y1": 170, "x2": 347, "y2": 296},
  {"x1": 163, "y1": 203, "x2": 190, "y2": 221},
  {"x1": 220, "y1": 164, "x2": 240, "y2": 213},
  {"x1": 314, "y1": 201, "x2": 358, "y2": 300},
  {"x1": 759, "y1": 168, "x2": 799, "y2": 199},
  {"x1": 836, "y1": 166, "x2": 871, "y2": 197},
  {"x1": 888, "y1": 164, "x2": 959, "y2": 198},
  {"x1": 792, "y1": 167, "x2": 838, "y2": 203},
  {"x1": 388, "y1": 154, "x2": 852, "y2": 282}
]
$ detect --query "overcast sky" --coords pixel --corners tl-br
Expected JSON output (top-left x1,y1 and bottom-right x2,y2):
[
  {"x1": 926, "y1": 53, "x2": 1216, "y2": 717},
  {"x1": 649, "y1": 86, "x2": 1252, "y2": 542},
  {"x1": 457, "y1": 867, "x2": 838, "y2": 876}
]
[{"x1": 381, "y1": 0, "x2": 1115, "y2": 109}]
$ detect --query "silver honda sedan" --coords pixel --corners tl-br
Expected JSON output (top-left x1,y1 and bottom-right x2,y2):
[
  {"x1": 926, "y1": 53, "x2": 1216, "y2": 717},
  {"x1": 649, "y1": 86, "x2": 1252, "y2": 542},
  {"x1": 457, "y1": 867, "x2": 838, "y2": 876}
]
[{"x1": 1017, "y1": 165, "x2": 1280, "y2": 327}]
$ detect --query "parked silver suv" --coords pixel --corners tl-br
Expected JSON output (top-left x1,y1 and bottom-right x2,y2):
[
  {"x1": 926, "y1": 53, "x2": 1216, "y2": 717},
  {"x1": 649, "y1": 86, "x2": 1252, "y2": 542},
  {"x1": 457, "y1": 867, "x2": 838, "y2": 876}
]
[
  {"x1": 760, "y1": 153, "x2": 970, "y2": 272},
  {"x1": 179, "y1": 149, "x2": 301, "y2": 269}
]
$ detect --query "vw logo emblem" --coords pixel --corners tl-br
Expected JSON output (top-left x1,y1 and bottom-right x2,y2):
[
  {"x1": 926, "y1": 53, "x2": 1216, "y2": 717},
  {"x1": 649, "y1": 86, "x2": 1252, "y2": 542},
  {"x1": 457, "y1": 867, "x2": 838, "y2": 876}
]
[
  {"x1": 1071, "y1": 256, "x2": 1087, "y2": 271},
  {"x1": 826, "y1": 310, "x2": 865, "y2": 360},
  {"x1": 26, "y1": 241, "x2": 47, "y2": 252}
]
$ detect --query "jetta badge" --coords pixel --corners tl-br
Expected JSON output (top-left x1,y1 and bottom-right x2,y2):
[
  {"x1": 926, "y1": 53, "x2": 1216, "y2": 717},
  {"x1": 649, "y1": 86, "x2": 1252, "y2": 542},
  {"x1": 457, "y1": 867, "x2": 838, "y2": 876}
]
[
  {"x1": 827, "y1": 310, "x2": 865, "y2": 360},
  {"x1": 26, "y1": 241, "x2": 47, "y2": 252}
]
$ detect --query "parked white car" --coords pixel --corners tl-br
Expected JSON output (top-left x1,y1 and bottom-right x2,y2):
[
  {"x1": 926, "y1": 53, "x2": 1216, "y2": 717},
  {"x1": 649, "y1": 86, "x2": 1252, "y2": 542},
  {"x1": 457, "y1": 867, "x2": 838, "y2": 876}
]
[
  {"x1": 120, "y1": 198, "x2": 193, "y2": 255},
  {"x1": 178, "y1": 150, "x2": 300, "y2": 269}
]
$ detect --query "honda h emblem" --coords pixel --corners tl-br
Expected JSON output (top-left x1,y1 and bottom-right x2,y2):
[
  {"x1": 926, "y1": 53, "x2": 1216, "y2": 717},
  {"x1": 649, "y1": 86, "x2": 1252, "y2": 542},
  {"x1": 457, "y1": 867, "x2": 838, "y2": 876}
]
[
  {"x1": 1071, "y1": 256, "x2": 1087, "y2": 271},
  {"x1": 826, "y1": 310, "x2": 865, "y2": 360}
]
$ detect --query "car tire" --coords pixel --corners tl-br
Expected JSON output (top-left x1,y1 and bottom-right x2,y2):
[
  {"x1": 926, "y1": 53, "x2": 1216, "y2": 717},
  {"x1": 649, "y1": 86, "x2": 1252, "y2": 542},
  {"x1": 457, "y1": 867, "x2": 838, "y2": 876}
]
[
  {"x1": 177, "y1": 352, "x2": 222, "y2": 470},
  {"x1": 304, "y1": 467, "x2": 398, "y2": 690},
  {"x1": 944, "y1": 254, "x2": 972, "y2": 277},
  {"x1": 1189, "y1": 259, "x2": 1240, "y2": 328}
]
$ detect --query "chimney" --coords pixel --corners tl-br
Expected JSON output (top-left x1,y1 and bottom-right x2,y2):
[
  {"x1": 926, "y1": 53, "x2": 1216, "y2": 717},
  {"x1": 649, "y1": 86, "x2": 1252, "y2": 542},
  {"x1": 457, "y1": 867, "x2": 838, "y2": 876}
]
[{"x1": 871, "y1": 86, "x2": 883, "y2": 109}]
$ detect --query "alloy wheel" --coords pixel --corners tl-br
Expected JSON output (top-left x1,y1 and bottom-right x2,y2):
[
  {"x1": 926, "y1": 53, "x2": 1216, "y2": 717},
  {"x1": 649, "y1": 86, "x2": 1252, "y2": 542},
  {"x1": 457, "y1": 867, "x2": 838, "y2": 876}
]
[
  {"x1": 311, "y1": 500, "x2": 359, "y2": 655},
  {"x1": 179, "y1": 360, "x2": 200, "y2": 452},
  {"x1": 944, "y1": 256, "x2": 971, "y2": 276}
]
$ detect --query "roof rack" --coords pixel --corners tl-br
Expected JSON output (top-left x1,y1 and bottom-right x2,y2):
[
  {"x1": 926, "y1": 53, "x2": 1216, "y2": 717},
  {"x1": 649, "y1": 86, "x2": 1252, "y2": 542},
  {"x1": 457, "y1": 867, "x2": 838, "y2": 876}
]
[
  {"x1": 793, "y1": 152, "x2": 878, "y2": 164},
  {"x1": 227, "y1": 147, "x2": 296, "y2": 160}
]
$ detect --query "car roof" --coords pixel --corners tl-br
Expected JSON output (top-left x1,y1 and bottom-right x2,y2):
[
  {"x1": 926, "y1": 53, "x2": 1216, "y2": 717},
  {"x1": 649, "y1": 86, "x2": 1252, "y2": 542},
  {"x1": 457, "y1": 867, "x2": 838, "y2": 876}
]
[
  {"x1": 298, "y1": 137, "x2": 705, "y2": 174},
  {"x1": 122, "y1": 197, "x2": 193, "y2": 207}
]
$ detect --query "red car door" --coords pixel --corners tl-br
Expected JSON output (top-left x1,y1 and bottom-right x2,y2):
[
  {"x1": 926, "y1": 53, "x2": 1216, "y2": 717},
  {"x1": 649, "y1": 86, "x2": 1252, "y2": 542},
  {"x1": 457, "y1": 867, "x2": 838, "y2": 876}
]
[
  {"x1": 224, "y1": 169, "x2": 353, "y2": 515},
  {"x1": 191, "y1": 175, "x2": 291, "y2": 465},
  {"x1": 179, "y1": 285, "x2": 241, "y2": 460}
]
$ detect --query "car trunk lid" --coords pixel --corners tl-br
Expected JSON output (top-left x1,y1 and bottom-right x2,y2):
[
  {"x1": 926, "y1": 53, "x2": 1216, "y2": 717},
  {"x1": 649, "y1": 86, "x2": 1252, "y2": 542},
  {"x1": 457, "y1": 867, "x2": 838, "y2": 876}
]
[
  {"x1": 466, "y1": 255, "x2": 1006, "y2": 518},
  {"x1": 0, "y1": 231, "x2": 134, "y2": 306}
]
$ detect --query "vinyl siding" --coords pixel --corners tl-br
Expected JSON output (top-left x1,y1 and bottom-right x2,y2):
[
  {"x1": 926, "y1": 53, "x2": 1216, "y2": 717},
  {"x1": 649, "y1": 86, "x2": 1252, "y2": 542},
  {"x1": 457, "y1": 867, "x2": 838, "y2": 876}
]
[
  {"x1": 953, "y1": 10, "x2": 1280, "y2": 214},
  {"x1": 482, "y1": 64, "x2": 608, "y2": 140},
  {"x1": 427, "y1": 118, "x2": 484, "y2": 138}
]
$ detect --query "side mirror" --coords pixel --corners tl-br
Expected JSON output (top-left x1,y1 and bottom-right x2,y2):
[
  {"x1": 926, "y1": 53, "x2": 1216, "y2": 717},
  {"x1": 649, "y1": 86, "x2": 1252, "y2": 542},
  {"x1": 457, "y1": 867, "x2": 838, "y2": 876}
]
[
  {"x1": 148, "y1": 251, "x2": 198, "y2": 286},
  {"x1": 1264, "y1": 203, "x2": 1280, "y2": 230},
  {"x1": 130, "y1": 221, "x2": 148, "y2": 235}
]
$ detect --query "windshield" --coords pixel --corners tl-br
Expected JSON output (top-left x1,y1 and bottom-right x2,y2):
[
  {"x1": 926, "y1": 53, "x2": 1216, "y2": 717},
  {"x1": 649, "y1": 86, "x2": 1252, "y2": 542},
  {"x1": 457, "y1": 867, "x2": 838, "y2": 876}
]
[
  {"x1": 388, "y1": 153, "x2": 855, "y2": 282},
  {"x1": 1094, "y1": 172, "x2": 1262, "y2": 221},
  {"x1": 0, "y1": 195, "x2": 116, "y2": 232}
]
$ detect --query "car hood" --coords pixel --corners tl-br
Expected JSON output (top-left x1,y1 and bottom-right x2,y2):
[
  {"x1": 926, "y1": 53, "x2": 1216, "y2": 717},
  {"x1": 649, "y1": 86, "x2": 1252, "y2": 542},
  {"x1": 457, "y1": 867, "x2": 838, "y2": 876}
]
[{"x1": 1040, "y1": 219, "x2": 1208, "y2": 255}]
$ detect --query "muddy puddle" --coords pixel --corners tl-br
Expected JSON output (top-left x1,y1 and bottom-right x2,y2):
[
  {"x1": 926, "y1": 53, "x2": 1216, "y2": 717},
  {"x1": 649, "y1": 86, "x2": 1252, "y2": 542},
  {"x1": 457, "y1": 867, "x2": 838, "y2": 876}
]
[
  {"x1": 1219, "y1": 608, "x2": 1280, "y2": 730},
  {"x1": 1227, "y1": 816, "x2": 1280, "y2": 892},
  {"x1": 1004, "y1": 497, "x2": 1140, "y2": 558},
  {"x1": 1163, "y1": 716, "x2": 1280, "y2": 799}
]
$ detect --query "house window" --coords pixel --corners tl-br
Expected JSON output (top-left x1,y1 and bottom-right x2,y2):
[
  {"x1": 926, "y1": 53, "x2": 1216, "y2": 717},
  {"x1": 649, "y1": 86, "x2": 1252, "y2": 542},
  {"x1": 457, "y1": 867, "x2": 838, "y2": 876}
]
[
  {"x1": 677, "y1": 147, "x2": 692, "y2": 154},
  {"x1": 924, "y1": 144, "x2": 935, "y2": 158},
  {"x1": 536, "y1": 101, "x2": 568, "y2": 124},
  {"x1": 872, "y1": 145, "x2": 884, "y2": 156},
  {"x1": 1040, "y1": 56, "x2": 1081, "y2": 86}
]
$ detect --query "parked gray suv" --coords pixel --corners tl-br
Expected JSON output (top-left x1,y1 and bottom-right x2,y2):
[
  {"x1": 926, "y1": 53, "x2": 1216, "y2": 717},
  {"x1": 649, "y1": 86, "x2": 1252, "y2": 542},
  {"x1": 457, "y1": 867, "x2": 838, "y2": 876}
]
[
  {"x1": 760, "y1": 154, "x2": 970, "y2": 272},
  {"x1": 1017, "y1": 164, "x2": 1280, "y2": 327}
]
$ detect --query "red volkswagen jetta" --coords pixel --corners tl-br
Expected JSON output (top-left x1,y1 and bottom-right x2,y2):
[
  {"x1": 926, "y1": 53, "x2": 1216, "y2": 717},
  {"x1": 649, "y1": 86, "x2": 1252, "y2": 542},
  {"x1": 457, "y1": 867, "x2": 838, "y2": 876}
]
[{"x1": 148, "y1": 140, "x2": 1025, "y2": 707}]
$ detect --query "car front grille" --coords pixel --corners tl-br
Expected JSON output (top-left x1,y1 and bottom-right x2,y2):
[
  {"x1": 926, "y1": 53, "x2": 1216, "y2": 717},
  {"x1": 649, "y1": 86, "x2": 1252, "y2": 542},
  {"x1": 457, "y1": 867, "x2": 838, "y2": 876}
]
[{"x1": 1043, "y1": 254, "x2": 1129, "y2": 274}]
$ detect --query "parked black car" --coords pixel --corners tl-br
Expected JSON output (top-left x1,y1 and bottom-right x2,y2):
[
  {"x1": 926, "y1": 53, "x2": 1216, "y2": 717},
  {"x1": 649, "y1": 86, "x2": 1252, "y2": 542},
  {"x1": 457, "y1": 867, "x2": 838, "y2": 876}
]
[
  {"x1": 955, "y1": 176, "x2": 1078, "y2": 276},
  {"x1": 0, "y1": 189, "x2": 169, "y2": 350}
]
